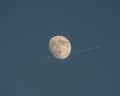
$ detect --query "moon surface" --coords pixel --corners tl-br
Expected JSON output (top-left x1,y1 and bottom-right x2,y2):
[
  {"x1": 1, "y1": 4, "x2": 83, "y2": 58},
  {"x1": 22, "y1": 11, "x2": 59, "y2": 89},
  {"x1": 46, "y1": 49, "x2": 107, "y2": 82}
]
[{"x1": 49, "y1": 36, "x2": 71, "y2": 59}]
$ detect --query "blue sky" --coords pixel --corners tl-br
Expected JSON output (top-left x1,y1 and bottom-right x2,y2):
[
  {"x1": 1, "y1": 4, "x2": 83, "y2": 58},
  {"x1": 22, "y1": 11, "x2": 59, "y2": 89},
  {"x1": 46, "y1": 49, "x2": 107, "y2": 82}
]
[{"x1": 1, "y1": 0, "x2": 120, "y2": 96}]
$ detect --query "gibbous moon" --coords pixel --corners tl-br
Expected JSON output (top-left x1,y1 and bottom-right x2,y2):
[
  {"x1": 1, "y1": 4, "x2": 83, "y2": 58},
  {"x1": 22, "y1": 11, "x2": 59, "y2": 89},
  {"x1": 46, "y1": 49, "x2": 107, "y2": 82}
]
[{"x1": 49, "y1": 36, "x2": 71, "y2": 59}]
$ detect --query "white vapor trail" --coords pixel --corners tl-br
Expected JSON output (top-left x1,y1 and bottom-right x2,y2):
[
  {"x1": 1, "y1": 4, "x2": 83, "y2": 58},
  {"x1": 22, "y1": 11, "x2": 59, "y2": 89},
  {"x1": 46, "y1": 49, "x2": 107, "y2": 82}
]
[
  {"x1": 71, "y1": 45, "x2": 99, "y2": 55},
  {"x1": 33, "y1": 45, "x2": 100, "y2": 63}
]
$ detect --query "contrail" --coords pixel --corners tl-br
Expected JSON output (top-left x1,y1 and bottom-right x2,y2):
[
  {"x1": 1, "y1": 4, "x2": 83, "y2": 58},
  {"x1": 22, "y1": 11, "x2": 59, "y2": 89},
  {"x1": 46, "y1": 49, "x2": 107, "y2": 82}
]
[
  {"x1": 71, "y1": 45, "x2": 100, "y2": 55},
  {"x1": 33, "y1": 45, "x2": 100, "y2": 63}
]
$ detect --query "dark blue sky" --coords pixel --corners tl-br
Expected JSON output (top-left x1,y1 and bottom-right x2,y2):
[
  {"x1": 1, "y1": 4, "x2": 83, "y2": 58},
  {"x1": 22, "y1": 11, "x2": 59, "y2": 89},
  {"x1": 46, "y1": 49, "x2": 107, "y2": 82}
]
[{"x1": 1, "y1": 0, "x2": 120, "y2": 96}]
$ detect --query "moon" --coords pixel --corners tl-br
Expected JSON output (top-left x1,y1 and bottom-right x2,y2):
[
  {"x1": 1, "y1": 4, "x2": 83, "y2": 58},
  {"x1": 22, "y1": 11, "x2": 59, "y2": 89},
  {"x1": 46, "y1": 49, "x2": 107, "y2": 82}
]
[{"x1": 49, "y1": 36, "x2": 71, "y2": 59}]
